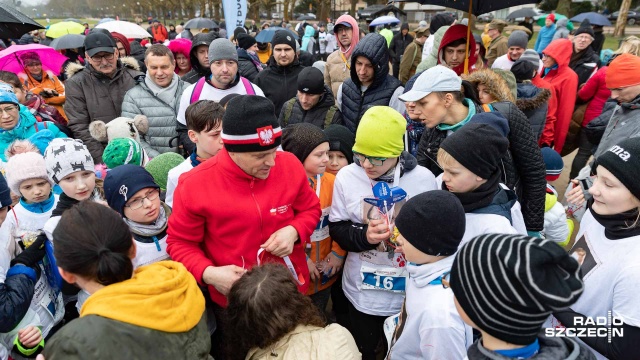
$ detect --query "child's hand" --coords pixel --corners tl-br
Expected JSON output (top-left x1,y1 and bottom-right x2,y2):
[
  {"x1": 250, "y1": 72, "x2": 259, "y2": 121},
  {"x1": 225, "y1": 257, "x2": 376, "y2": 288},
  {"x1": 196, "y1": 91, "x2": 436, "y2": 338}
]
[
  {"x1": 307, "y1": 258, "x2": 319, "y2": 281},
  {"x1": 566, "y1": 180, "x2": 586, "y2": 206},
  {"x1": 18, "y1": 326, "x2": 42, "y2": 348},
  {"x1": 366, "y1": 219, "x2": 390, "y2": 245},
  {"x1": 324, "y1": 252, "x2": 344, "y2": 276}
]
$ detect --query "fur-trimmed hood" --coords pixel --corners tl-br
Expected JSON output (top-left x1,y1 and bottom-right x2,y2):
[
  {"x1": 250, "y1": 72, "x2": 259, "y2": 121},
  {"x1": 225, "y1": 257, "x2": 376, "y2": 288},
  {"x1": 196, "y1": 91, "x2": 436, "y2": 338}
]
[
  {"x1": 463, "y1": 68, "x2": 515, "y2": 103},
  {"x1": 516, "y1": 83, "x2": 551, "y2": 112},
  {"x1": 64, "y1": 56, "x2": 141, "y2": 79}
]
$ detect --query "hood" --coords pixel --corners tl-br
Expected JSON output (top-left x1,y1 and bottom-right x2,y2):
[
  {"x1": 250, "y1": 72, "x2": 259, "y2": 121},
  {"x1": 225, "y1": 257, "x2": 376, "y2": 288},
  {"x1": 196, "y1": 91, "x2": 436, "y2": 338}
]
[
  {"x1": 81, "y1": 261, "x2": 205, "y2": 333},
  {"x1": 65, "y1": 56, "x2": 140, "y2": 80},
  {"x1": 516, "y1": 84, "x2": 551, "y2": 111},
  {"x1": 438, "y1": 25, "x2": 478, "y2": 76},
  {"x1": 304, "y1": 25, "x2": 316, "y2": 37},
  {"x1": 556, "y1": 18, "x2": 568, "y2": 29},
  {"x1": 129, "y1": 41, "x2": 146, "y2": 61},
  {"x1": 189, "y1": 32, "x2": 218, "y2": 75},
  {"x1": 401, "y1": 23, "x2": 410, "y2": 31},
  {"x1": 542, "y1": 39, "x2": 572, "y2": 67},
  {"x1": 468, "y1": 332, "x2": 594, "y2": 360},
  {"x1": 464, "y1": 68, "x2": 515, "y2": 102},
  {"x1": 407, "y1": 255, "x2": 454, "y2": 288},
  {"x1": 334, "y1": 14, "x2": 360, "y2": 58},
  {"x1": 349, "y1": 33, "x2": 390, "y2": 88}
]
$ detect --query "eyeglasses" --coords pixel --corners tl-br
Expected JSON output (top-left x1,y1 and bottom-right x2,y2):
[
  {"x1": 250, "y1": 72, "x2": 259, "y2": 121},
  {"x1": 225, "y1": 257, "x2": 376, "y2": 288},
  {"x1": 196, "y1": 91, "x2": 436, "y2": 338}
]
[
  {"x1": 575, "y1": 35, "x2": 593, "y2": 42},
  {"x1": 353, "y1": 152, "x2": 387, "y2": 166},
  {"x1": 91, "y1": 53, "x2": 115, "y2": 62},
  {"x1": 0, "y1": 105, "x2": 18, "y2": 115},
  {"x1": 124, "y1": 189, "x2": 160, "y2": 210}
]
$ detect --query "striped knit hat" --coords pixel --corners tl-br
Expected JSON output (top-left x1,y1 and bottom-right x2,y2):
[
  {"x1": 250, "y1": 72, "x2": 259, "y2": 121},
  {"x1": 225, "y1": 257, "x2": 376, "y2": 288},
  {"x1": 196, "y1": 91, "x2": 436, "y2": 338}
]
[
  {"x1": 450, "y1": 234, "x2": 584, "y2": 345},
  {"x1": 221, "y1": 95, "x2": 282, "y2": 153}
]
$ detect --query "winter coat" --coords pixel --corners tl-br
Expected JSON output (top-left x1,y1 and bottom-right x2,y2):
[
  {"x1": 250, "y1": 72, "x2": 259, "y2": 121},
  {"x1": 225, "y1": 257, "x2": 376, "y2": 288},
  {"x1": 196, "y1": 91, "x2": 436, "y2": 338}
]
[
  {"x1": 534, "y1": 24, "x2": 556, "y2": 54},
  {"x1": 129, "y1": 41, "x2": 147, "y2": 73},
  {"x1": 466, "y1": 331, "x2": 596, "y2": 360},
  {"x1": 340, "y1": 34, "x2": 402, "y2": 132},
  {"x1": 278, "y1": 85, "x2": 343, "y2": 129},
  {"x1": 19, "y1": 70, "x2": 67, "y2": 120},
  {"x1": 121, "y1": 76, "x2": 187, "y2": 156},
  {"x1": 0, "y1": 106, "x2": 67, "y2": 162},
  {"x1": 64, "y1": 57, "x2": 144, "y2": 163},
  {"x1": 257, "y1": 44, "x2": 272, "y2": 65},
  {"x1": 245, "y1": 324, "x2": 360, "y2": 360},
  {"x1": 167, "y1": 149, "x2": 320, "y2": 307},
  {"x1": 151, "y1": 24, "x2": 168, "y2": 43},
  {"x1": 570, "y1": 46, "x2": 601, "y2": 88},
  {"x1": 541, "y1": 39, "x2": 579, "y2": 153},
  {"x1": 591, "y1": 30, "x2": 605, "y2": 56},
  {"x1": 42, "y1": 261, "x2": 212, "y2": 360},
  {"x1": 399, "y1": 40, "x2": 423, "y2": 84},
  {"x1": 417, "y1": 100, "x2": 546, "y2": 231},
  {"x1": 324, "y1": 50, "x2": 351, "y2": 97},
  {"x1": 486, "y1": 35, "x2": 508, "y2": 67},
  {"x1": 552, "y1": 18, "x2": 570, "y2": 40},
  {"x1": 584, "y1": 99, "x2": 616, "y2": 146},
  {"x1": 389, "y1": 27, "x2": 413, "y2": 63},
  {"x1": 464, "y1": 68, "x2": 515, "y2": 103},
  {"x1": 531, "y1": 75, "x2": 559, "y2": 147},
  {"x1": 593, "y1": 94, "x2": 640, "y2": 159},
  {"x1": 416, "y1": 26, "x2": 449, "y2": 73},
  {"x1": 253, "y1": 57, "x2": 305, "y2": 117},
  {"x1": 516, "y1": 82, "x2": 551, "y2": 141},
  {"x1": 577, "y1": 66, "x2": 610, "y2": 126},
  {"x1": 237, "y1": 48, "x2": 263, "y2": 82},
  {"x1": 181, "y1": 32, "x2": 217, "y2": 84},
  {"x1": 544, "y1": 190, "x2": 570, "y2": 244}
]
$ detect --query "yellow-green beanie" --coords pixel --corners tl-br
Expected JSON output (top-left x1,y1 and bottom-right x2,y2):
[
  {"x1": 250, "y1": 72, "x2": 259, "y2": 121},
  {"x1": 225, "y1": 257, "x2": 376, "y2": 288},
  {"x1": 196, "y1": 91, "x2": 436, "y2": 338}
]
[{"x1": 353, "y1": 106, "x2": 405, "y2": 158}]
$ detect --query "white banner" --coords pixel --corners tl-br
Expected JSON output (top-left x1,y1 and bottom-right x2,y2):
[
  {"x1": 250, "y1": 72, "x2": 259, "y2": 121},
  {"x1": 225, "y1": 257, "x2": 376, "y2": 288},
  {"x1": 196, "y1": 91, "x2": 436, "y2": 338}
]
[{"x1": 222, "y1": 0, "x2": 247, "y2": 39}]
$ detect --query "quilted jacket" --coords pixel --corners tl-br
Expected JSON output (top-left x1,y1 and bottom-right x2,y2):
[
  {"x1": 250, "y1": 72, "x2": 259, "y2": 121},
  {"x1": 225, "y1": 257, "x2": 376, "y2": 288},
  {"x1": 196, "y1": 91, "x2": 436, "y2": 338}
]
[{"x1": 516, "y1": 83, "x2": 551, "y2": 141}]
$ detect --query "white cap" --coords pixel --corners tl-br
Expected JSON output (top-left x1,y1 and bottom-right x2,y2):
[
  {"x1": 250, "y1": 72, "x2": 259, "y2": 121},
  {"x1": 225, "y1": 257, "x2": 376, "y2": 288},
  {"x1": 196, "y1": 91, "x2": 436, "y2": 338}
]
[{"x1": 399, "y1": 65, "x2": 462, "y2": 102}]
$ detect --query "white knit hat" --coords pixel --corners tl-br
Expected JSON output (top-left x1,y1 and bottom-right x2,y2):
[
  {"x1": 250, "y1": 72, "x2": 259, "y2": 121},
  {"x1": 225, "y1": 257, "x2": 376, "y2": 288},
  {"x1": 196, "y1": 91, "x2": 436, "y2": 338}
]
[{"x1": 5, "y1": 152, "x2": 53, "y2": 196}]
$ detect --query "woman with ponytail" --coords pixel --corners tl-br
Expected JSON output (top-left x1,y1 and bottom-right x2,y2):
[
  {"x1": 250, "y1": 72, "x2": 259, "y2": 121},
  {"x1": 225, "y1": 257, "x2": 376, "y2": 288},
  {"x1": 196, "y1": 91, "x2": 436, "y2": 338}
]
[{"x1": 42, "y1": 201, "x2": 211, "y2": 359}]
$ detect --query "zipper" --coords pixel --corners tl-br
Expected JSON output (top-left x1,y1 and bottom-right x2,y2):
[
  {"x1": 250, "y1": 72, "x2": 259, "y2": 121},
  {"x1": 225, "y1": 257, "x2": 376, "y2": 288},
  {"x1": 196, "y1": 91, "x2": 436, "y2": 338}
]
[{"x1": 250, "y1": 178, "x2": 264, "y2": 242}]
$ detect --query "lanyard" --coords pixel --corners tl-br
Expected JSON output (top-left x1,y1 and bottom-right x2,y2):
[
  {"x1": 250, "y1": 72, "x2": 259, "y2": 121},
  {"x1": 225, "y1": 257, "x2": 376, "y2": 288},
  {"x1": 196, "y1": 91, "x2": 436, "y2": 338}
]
[{"x1": 340, "y1": 51, "x2": 351, "y2": 70}]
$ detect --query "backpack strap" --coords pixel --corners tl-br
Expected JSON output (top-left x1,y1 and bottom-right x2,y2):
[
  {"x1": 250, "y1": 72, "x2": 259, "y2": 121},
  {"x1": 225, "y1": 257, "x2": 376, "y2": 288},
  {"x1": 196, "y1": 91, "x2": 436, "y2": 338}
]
[
  {"x1": 481, "y1": 104, "x2": 493, "y2": 113},
  {"x1": 283, "y1": 99, "x2": 295, "y2": 127},
  {"x1": 190, "y1": 77, "x2": 206, "y2": 104},
  {"x1": 324, "y1": 106, "x2": 338, "y2": 129},
  {"x1": 33, "y1": 121, "x2": 48, "y2": 133},
  {"x1": 241, "y1": 77, "x2": 255, "y2": 95}
]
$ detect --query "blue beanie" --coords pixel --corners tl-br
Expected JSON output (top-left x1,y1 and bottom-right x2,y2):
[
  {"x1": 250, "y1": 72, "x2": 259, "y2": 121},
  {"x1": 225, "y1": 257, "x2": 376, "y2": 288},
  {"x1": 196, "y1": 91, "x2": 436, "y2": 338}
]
[
  {"x1": 0, "y1": 84, "x2": 19, "y2": 106},
  {"x1": 541, "y1": 147, "x2": 563, "y2": 181},
  {"x1": 103, "y1": 164, "x2": 159, "y2": 216},
  {"x1": 0, "y1": 173, "x2": 11, "y2": 208}
]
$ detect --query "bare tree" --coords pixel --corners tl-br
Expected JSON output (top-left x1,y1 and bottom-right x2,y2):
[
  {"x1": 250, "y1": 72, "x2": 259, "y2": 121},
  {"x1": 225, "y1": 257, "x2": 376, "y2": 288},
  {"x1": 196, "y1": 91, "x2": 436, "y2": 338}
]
[{"x1": 614, "y1": 0, "x2": 632, "y2": 36}]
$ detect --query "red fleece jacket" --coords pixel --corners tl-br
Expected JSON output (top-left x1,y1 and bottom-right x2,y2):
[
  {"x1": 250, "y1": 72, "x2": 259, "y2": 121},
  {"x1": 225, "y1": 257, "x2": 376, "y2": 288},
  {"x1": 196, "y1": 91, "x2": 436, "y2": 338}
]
[{"x1": 167, "y1": 149, "x2": 321, "y2": 306}]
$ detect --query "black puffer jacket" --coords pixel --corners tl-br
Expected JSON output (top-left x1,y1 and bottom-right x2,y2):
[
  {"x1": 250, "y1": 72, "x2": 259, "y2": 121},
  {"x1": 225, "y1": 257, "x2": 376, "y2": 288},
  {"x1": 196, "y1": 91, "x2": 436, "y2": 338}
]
[
  {"x1": 389, "y1": 24, "x2": 413, "y2": 63},
  {"x1": 0, "y1": 271, "x2": 36, "y2": 332},
  {"x1": 569, "y1": 46, "x2": 601, "y2": 88},
  {"x1": 129, "y1": 40, "x2": 147, "y2": 73},
  {"x1": 253, "y1": 57, "x2": 305, "y2": 116},
  {"x1": 237, "y1": 48, "x2": 263, "y2": 82},
  {"x1": 516, "y1": 83, "x2": 551, "y2": 141},
  {"x1": 417, "y1": 100, "x2": 546, "y2": 232},
  {"x1": 341, "y1": 33, "x2": 402, "y2": 132},
  {"x1": 278, "y1": 85, "x2": 343, "y2": 129},
  {"x1": 181, "y1": 32, "x2": 218, "y2": 84}
]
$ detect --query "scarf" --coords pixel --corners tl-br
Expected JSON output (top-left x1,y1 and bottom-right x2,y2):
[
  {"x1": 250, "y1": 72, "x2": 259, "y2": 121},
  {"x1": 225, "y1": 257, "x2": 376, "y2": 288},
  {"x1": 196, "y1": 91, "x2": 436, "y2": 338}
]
[
  {"x1": 51, "y1": 192, "x2": 79, "y2": 217},
  {"x1": 588, "y1": 200, "x2": 640, "y2": 240},
  {"x1": 569, "y1": 47, "x2": 588, "y2": 69},
  {"x1": 145, "y1": 72, "x2": 180, "y2": 108},
  {"x1": 436, "y1": 98, "x2": 475, "y2": 132},
  {"x1": 30, "y1": 72, "x2": 43, "y2": 83},
  {"x1": 189, "y1": 151, "x2": 208, "y2": 167},
  {"x1": 124, "y1": 202, "x2": 170, "y2": 237},
  {"x1": 20, "y1": 192, "x2": 55, "y2": 213},
  {"x1": 247, "y1": 50, "x2": 264, "y2": 73},
  {"x1": 445, "y1": 171, "x2": 501, "y2": 212}
]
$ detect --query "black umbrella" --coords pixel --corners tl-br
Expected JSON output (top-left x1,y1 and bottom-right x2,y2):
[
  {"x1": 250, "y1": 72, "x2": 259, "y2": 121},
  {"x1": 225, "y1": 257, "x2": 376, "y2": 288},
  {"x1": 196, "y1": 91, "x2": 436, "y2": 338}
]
[
  {"x1": 506, "y1": 8, "x2": 538, "y2": 20},
  {"x1": 184, "y1": 18, "x2": 218, "y2": 30},
  {"x1": 50, "y1": 34, "x2": 85, "y2": 50},
  {"x1": 297, "y1": 15, "x2": 316, "y2": 21},
  {"x1": 0, "y1": 4, "x2": 44, "y2": 39}
]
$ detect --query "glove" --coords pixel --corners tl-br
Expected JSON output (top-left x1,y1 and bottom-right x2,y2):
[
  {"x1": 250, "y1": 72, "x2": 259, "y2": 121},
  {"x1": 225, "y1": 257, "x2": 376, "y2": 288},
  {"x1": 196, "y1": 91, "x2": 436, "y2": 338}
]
[{"x1": 10, "y1": 233, "x2": 47, "y2": 272}]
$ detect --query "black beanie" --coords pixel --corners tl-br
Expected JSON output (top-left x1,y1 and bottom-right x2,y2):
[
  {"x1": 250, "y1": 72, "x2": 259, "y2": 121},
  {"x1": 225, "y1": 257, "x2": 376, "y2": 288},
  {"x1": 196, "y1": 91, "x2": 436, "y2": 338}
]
[
  {"x1": 237, "y1": 33, "x2": 257, "y2": 50},
  {"x1": 234, "y1": 26, "x2": 247, "y2": 40},
  {"x1": 440, "y1": 122, "x2": 509, "y2": 179},
  {"x1": 510, "y1": 59, "x2": 536, "y2": 83},
  {"x1": 574, "y1": 19, "x2": 595, "y2": 38},
  {"x1": 430, "y1": 13, "x2": 454, "y2": 34},
  {"x1": 271, "y1": 30, "x2": 297, "y2": 51},
  {"x1": 297, "y1": 67, "x2": 325, "y2": 95},
  {"x1": 595, "y1": 138, "x2": 640, "y2": 200},
  {"x1": 221, "y1": 96, "x2": 282, "y2": 152},
  {"x1": 282, "y1": 123, "x2": 329, "y2": 163},
  {"x1": 450, "y1": 233, "x2": 584, "y2": 345},
  {"x1": 395, "y1": 190, "x2": 465, "y2": 256},
  {"x1": 324, "y1": 125, "x2": 355, "y2": 164}
]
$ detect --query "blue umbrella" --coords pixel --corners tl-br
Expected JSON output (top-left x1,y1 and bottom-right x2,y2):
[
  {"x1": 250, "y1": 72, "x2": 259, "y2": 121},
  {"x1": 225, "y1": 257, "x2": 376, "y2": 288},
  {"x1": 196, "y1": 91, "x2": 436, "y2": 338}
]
[
  {"x1": 255, "y1": 27, "x2": 299, "y2": 43},
  {"x1": 370, "y1": 15, "x2": 400, "y2": 27},
  {"x1": 97, "y1": 18, "x2": 116, "y2": 25},
  {"x1": 570, "y1": 12, "x2": 611, "y2": 27}
]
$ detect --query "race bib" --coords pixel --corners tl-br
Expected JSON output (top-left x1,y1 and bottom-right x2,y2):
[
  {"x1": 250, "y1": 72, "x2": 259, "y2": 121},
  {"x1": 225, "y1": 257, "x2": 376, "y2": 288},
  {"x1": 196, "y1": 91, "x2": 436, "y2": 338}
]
[
  {"x1": 33, "y1": 270, "x2": 57, "y2": 319},
  {"x1": 360, "y1": 250, "x2": 406, "y2": 268},
  {"x1": 360, "y1": 265, "x2": 407, "y2": 293},
  {"x1": 310, "y1": 207, "x2": 330, "y2": 242}
]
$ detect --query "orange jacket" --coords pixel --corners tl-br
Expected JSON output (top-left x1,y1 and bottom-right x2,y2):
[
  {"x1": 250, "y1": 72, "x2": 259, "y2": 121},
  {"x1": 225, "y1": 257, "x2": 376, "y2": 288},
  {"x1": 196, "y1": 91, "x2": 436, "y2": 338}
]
[
  {"x1": 306, "y1": 172, "x2": 346, "y2": 295},
  {"x1": 152, "y1": 25, "x2": 168, "y2": 43},
  {"x1": 21, "y1": 70, "x2": 67, "y2": 120}
]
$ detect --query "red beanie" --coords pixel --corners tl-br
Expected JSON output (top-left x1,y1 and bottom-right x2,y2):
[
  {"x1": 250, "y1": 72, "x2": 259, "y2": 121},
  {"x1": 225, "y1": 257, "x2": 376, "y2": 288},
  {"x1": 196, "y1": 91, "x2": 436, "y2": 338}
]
[
  {"x1": 606, "y1": 53, "x2": 640, "y2": 89},
  {"x1": 110, "y1": 32, "x2": 130, "y2": 56},
  {"x1": 547, "y1": 14, "x2": 555, "y2": 22}
]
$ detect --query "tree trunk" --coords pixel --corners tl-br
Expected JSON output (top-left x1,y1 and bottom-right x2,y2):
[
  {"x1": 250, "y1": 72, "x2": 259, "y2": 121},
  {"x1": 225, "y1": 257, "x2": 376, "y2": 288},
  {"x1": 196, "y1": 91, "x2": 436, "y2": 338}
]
[
  {"x1": 614, "y1": 0, "x2": 632, "y2": 36},
  {"x1": 556, "y1": 0, "x2": 571, "y2": 16},
  {"x1": 283, "y1": 0, "x2": 290, "y2": 21},
  {"x1": 349, "y1": 0, "x2": 356, "y2": 17}
]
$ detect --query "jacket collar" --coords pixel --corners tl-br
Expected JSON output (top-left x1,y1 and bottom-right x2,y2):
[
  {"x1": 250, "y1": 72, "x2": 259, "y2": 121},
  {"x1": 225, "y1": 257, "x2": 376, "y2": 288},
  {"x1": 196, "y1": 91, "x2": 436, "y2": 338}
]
[{"x1": 218, "y1": 148, "x2": 267, "y2": 183}]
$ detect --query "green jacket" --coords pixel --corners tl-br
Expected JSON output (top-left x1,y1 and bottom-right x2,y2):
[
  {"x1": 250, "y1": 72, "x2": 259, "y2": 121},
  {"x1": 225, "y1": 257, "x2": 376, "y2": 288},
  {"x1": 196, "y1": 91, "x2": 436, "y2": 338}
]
[{"x1": 416, "y1": 26, "x2": 450, "y2": 73}]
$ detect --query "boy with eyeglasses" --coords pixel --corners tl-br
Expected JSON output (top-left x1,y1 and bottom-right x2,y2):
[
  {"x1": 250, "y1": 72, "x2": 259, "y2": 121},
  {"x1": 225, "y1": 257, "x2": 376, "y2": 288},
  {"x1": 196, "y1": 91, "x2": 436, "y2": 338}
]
[
  {"x1": 386, "y1": 190, "x2": 473, "y2": 360},
  {"x1": 328, "y1": 106, "x2": 437, "y2": 360},
  {"x1": 104, "y1": 164, "x2": 170, "y2": 269}
]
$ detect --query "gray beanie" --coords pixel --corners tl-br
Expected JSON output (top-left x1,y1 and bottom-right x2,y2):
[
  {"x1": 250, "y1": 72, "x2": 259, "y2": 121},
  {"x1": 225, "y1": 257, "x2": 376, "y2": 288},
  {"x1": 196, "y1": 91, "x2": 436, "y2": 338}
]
[
  {"x1": 208, "y1": 38, "x2": 238, "y2": 65},
  {"x1": 508, "y1": 30, "x2": 529, "y2": 48},
  {"x1": 44, "y1": 138, "x2": 95, "y2": 184},
  {"x1": 520, "y1": 49, "x2": 541, "y2": 69}
]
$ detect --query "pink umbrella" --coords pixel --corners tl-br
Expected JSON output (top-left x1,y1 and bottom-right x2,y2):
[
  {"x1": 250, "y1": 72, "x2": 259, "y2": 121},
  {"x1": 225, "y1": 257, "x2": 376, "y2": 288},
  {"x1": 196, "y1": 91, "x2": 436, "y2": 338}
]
[{"x1": 0, "y1": 44, "x2": 69, "y2": 76}]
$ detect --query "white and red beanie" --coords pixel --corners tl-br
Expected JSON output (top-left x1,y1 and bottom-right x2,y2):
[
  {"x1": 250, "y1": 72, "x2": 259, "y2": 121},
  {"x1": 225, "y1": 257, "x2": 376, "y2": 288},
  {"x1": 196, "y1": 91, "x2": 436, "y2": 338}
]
[{"x1": 221, "y1": 96, "x2": 282, "y2": 153}]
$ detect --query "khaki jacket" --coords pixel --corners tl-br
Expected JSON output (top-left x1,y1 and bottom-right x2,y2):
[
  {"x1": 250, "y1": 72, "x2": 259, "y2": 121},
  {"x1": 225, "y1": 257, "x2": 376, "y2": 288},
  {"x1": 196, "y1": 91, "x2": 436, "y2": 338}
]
[
  {"x1": 324, "y1": 50, "x2": 351, "y2": 97},
  {"x1": 486, "y1": 35, "x2": 509, "y2": 67}
]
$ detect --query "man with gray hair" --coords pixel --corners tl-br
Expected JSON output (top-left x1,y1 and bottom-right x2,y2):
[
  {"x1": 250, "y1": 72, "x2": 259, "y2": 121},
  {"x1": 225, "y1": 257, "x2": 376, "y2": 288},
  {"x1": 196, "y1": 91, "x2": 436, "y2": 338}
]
[{"x1": 491, "y1": 30, "x2": 530, "y2": 70}]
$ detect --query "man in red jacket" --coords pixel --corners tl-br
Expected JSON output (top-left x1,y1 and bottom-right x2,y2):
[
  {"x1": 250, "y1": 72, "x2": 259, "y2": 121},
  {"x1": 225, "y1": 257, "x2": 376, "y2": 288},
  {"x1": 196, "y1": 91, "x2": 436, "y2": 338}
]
[
  {"x1": 151, "y1": 19, "x2": 168, "y2": 43},
  {"x1": 167, "y1": 95, "x2": 320, "y2": 358}
]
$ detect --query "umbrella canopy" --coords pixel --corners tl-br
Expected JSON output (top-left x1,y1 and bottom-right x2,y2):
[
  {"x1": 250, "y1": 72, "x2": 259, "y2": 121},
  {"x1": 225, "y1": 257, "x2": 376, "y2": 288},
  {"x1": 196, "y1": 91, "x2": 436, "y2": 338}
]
[
  {"x1": 398, "y1": 0, "x2": 541, "y2": 16},
  {"x1": 46, "y1": 21, "x2": 85, "y2": 39},
  {"x1": 0, "y1": 4, "x2": 44, "y2": 39},
  {"x1": 254, "y1": 27, "x2": 299, "y2": 43},
  {"x1": 0, "y1": 44, "x2": 69, "y2": 75},
  {"x1": 63, "y1": 18, "x2": 82, "y2": 24},
  {"x1": 370, "y1": 15, "x2": 400, "y2": 26},
  {"x1": 96, "y1": 18, "x2": 116, "y2": 25},
  {"x1": 297, "y1": 15, "x2": 316, "y2": 21},
  {"x1": 571, "y1": 12, "x2": 611, "y2": 26},
  {"x1": 95, "y1": 20, "x2": 151, "y2": 39},
  {"x1": 184, "y1": 18, "x2": 218, "y2": 30},
  {"x1": 49, "y1": 34, "x2": 85, "y2": 50},
  {"x1": 506, "y1": 8, "x2": 538, "y2": 19}
]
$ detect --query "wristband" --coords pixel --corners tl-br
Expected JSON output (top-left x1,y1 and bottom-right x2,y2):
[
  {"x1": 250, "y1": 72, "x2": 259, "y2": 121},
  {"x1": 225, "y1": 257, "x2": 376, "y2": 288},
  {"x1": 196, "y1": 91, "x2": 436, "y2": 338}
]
[
  {"x1": 13, "y1": 328, "x2": 44, "y2": 356},
  {"x1": 331, "y1": 251, "x2": 345, "y2": 260}
]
